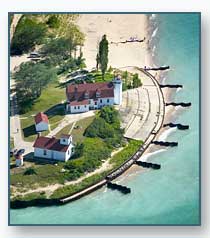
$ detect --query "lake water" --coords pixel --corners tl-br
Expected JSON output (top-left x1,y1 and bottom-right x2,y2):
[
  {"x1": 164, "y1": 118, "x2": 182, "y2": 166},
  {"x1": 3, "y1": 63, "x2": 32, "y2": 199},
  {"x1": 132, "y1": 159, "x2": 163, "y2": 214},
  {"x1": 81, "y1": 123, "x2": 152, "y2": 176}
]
[{"x1": 10, "y1": 13, "x2": 200, "y2": 225}]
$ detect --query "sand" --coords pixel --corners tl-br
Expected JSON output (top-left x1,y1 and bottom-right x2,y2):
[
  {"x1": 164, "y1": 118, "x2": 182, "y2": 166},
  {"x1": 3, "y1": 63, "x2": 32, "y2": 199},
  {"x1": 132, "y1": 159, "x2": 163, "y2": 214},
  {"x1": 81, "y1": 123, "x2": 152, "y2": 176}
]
[{"x1": 77, "y1": 14, "x2": 151, "y2": 70}]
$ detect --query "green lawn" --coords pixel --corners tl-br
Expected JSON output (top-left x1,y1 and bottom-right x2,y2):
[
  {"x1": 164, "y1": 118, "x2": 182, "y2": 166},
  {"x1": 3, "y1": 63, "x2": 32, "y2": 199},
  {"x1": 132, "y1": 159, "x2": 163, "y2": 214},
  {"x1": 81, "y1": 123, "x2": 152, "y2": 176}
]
[
  {"x1": 20, "y1": 83, "x2": 66, "y2": 142},
  {"x1": 71, "y1": 116, "x2": 95, "y2": 143},
  {"x1": 55, "y1": 116, "x2": 95, "y2": 143}
]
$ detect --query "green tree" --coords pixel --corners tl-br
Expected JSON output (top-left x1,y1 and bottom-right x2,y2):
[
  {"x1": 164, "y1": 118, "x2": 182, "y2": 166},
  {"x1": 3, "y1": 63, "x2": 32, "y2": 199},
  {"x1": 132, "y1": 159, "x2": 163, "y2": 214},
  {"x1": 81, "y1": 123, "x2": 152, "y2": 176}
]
[
  {"x1": 99, "y1": 106, "x2": 119, "y2": 125},
  {"x1": 98, "y1": 35, "x2": 109, "y2": 80},
  {"x1": 14, "y1": 62, "x2": 57, "y2": 112},
  {"x1": 132, "y1": 73, "x2": 142, "y2": 88},
  {"x1": 11, "y1": 17, "x2": 47, "y2": 55},
  {"x1": 73, "y1": 143, "x2": 84, "y2": 158},
  {"x1": 41, "y1": 37, "x2": 72, "y2": 63},
  {"x1": 46, "y1": 15, "x2": 60, "y2": 28}
]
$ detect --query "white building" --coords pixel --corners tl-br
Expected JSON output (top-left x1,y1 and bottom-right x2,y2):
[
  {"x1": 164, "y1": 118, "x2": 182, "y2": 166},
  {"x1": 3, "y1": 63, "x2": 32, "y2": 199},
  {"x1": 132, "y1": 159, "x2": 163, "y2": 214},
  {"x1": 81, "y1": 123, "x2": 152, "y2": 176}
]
[
  {"x1": 33, "y1": 134, "x2": 74, "y2": 162},
  {"x1": 66, "y1": 75, "x2": 122, "y2": 114},
  {"x1": 15, "y1": 155, "x2": 23, "y2": 167},
  {"x1": 34, "y1": 112, "x2": 49, "y2": 132}
]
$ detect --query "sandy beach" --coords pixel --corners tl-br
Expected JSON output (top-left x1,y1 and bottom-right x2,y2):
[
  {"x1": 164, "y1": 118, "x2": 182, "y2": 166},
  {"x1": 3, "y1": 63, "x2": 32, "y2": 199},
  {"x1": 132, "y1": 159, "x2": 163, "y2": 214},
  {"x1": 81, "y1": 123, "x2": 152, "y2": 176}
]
[
  {"x1": 79, "y1": 14, "x2": 175, "y2": 177},
  {"x1": 77, "y1": 14, "x2": 151, "y2": 70}
]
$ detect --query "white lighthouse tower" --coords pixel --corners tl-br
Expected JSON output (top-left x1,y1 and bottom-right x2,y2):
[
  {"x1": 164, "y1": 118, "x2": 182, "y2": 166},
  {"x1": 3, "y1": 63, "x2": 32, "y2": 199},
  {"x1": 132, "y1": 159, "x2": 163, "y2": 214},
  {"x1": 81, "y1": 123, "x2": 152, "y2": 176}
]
[{"x1": 112, "y1": 74, "x2": 122, "y2": 105}]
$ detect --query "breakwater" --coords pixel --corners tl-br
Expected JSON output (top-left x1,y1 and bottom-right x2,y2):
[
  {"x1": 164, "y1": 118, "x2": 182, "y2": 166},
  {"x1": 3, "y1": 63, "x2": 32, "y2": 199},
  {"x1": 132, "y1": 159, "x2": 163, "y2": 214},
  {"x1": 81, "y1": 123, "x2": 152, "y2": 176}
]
[
  {"x1": 165, "y1": 102, "x2": 191, "y2": 107},
  {"x1": 136, "y1": 161, "x2": 161, "y2": 169},
  {"x1": 145, "y1": 66, "x2": 170, "y2": 71},
  {"x1": 160, "y1": 84, "x2": 183, "y2": 88},
  {"x1": 110, "y1": 37, "x2": 145, "y2": 44},
  {"x1": 164, "y1": 123, "x2": 189, "y2": 130},
  {"x1": 152, "y1": 141, "x2": 178, "y2": 147},
  {"x1": 107, "y1": 182, "x2": 131, "y2": 194}
]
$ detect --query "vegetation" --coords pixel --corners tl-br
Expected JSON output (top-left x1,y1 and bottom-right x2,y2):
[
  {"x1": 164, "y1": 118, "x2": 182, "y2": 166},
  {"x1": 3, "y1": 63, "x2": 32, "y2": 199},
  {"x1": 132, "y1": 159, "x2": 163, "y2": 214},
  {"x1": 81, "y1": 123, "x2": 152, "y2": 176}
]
[
  {"x1": 50, "y1": 172, "x2": 108, "y2": 199},
  {"x1": 120, "y1": 70, "x2": 142, "y2": 91},
  {"x1": 14, "y1": 62, "x2": 57, "y2": 113},
  {"x1": 132, "y1": 73, "x2": 142, "y2": 88},
  {"x1": 84, "y1": 106, "x2": 124, "y2": 148},
  {"x1": 98, "y1": 35, "x2": 109, "y2": 80},
  {"x1": 19, "y1": 82, "x2": 66, "y2": 141},
  {"x1": 11, "y1": 138, "x2": 142, "y2": 201},
  {"x1": 11, "y1": 17, "x2": 47, "y2": 55},
  {"x1": 110, "y1": 139, "x2": 143, "y2": 168},
  {"x1": 11, "y1": 191, "x2": 47, "y2": 202},
  {"x1": 11, "y1": 14, "x2": 84, "y2": 56}
]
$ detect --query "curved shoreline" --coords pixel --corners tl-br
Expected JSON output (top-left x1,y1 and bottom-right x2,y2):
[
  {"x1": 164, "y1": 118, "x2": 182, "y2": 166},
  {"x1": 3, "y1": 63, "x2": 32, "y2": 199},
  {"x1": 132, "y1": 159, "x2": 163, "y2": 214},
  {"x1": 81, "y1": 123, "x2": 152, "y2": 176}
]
[
  {"x1": 11, "y1": 67, "x2": 165, "y2": 208},
  {"x1": 61, "y1": 68, "x2": 165, "y2": 203}
]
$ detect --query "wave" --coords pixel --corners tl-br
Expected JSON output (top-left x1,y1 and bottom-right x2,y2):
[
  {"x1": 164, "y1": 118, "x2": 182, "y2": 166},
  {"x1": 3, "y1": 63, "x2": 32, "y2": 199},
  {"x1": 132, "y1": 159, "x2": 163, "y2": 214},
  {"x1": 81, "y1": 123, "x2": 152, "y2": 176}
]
[
  {"x1": 176, "y1": 87, "x2": 182, "y2": 93},
  {"x1": 151, "y1": 27, "x2": 158, "y2": 39},
  {"x1": 150, "y1": 14, "x2": 156, "y2": 20},
  {"x1": 140, "y1": 148, "x2": 167, "y2": 162},
  {"x1": 158, "y1": 127, "x2": 177, "y2": 141}
]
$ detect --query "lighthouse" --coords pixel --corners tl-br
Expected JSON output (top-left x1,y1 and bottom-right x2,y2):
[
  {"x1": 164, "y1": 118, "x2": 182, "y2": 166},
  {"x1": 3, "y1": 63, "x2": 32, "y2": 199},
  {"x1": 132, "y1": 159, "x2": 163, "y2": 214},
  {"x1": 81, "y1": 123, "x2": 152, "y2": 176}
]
[{"x1": 112, "y1": 75, "x2": 122, "y2": 105}]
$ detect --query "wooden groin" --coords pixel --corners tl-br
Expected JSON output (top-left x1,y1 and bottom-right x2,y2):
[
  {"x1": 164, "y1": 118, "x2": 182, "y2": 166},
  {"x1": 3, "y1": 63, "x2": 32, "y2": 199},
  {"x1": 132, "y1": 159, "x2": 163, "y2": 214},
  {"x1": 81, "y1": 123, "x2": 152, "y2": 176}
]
[
  {"x1": 165, "y1": 102, "x2": 191, "y2": 107},
  {"x1": 136, "y1": 161, "x2": 161, "y2": 170},
  {"x1": 107, "y1": 182, "x2": 131, "y2": 194},
  {"x1": 152, "y1": 141, "x2": 178, "y2": 147},
  {"x1": 160, "y1": 84, "x2": 183, "y2": 89},
  {"x1": 163, "y1": 123, "x2": 189, "y2": 130},
  {"x1": 144, "y1": 66, "x2": 170, "y2": 71}
]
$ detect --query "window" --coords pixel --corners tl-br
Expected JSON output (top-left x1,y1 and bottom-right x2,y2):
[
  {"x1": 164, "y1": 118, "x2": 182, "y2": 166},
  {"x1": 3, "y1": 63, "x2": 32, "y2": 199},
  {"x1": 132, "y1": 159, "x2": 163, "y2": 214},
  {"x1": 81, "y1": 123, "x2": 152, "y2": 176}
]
[
  {"x1": 107, "y1": 99, "x2": 110, "y2": 103},
  {"x1": 95, "y1": 102, "x2": 97, "y2": 105},
  {"x1": 74, "y1": 106, "x2": 76, "y2": 109},
  {"x1": 43, "y1": 150, "x2": 47, "y2": 155},
  {"x1": 84, "y1": 105, "x2": 86, "y2": 108},
  {"x1": 63, "y1": 139, "x2": 66, "y2": 142},
  {"x1": 100, "y1": 99, "x2": 102, "y2": 103},
  {"x1": 68, "y1": 150, "x2": 70, "y2": 155},
  {"x1": 78, "y1": 106, "x2": 80, "y2": 109}
]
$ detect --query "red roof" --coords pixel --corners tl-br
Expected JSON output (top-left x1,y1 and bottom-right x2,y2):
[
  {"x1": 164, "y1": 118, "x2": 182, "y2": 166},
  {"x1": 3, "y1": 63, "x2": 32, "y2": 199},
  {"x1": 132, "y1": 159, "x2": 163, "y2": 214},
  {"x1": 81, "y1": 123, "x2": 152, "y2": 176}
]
[
  {"x1": 70, "y1": 99, "x2": 89, "y2": 106},
  {"x1": 66, "y1": 82, "x2": 114, "y2": 105},
  {"x1": 35, "y1": 112, "x2": 49, "y2": 124},
  {"x1": 33, "y1": 136, "x2": 70, "y2": 152}
]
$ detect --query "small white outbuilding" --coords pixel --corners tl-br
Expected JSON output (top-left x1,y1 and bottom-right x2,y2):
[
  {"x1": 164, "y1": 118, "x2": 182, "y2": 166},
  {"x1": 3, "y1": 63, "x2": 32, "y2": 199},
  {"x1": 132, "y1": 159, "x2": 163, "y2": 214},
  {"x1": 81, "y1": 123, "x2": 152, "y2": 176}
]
[
  {"x1": 33, "y1": 134, "x2": 74, "y2": 162},
  {"x1": 34, "y1": 112, "x2": 49, "y2": 132}
]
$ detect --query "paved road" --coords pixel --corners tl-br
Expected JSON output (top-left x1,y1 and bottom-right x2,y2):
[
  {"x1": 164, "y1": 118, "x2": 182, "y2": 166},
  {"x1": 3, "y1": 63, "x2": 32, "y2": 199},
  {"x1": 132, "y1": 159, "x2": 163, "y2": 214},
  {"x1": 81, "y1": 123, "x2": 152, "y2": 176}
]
[{"x1": 10, "y1": 94, "x2": 33, "y2": 155}]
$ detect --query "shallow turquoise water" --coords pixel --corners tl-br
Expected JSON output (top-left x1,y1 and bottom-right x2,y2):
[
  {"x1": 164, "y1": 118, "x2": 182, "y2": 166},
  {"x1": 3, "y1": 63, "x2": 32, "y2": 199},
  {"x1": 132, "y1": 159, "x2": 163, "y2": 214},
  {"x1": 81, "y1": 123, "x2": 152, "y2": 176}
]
[{"x1": 10, "y1": 13, "x2": 200, "y2": 225}]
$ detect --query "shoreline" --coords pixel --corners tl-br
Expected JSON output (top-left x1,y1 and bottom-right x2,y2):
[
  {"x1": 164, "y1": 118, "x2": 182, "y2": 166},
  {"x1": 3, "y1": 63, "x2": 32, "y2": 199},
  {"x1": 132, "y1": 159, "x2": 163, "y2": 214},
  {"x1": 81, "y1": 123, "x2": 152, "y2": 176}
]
[
  {"x1": 11, "y1": 67, "x2": 165, "y2": 209},
  {"x1": 10, "y1": 14, "x2": 169, "y2": 209}
]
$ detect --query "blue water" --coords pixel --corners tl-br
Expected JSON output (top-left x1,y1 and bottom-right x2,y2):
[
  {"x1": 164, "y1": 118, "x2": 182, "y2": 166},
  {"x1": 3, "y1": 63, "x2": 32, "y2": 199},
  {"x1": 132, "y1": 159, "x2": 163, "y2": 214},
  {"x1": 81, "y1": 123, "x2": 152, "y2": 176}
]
[{"x1": 10, "y1": 13, "x2": 200, "y2": 225}]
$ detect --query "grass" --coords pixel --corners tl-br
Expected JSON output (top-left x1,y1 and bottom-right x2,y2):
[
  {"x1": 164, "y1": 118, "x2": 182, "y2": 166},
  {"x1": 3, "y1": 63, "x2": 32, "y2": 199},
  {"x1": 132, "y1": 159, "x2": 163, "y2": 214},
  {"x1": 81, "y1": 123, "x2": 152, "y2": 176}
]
[
  {"x1": 10, "y1": 163, "x2": 66, "y2": 191},
  {"x1": 19, "y1": 82, "x2": 66, "y2": 142},
  {"x1": 11, "y1": 138, "x2": 143, "y2": 200},
  {"x1": 55, "y1": 123, "x2": 73, "y2": 138},
  {"x1": 50, "y1": 172, "x2": 108, "y2": 199},
  {"x1": 55, "y1": 116, "x2": 95, "y2": 143},
  {"x1": 10, "y1": 137, "x2": 14, "y2": 149},
  {"x1": 71, "y1": 116, "x2": 95, "y2": 143},
  {"x1": 86, "y1": 71, "x2": 114, "y2": 83},
  {"x1": 110, "y1": 139, "x2": 143, "y2": 169}
]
